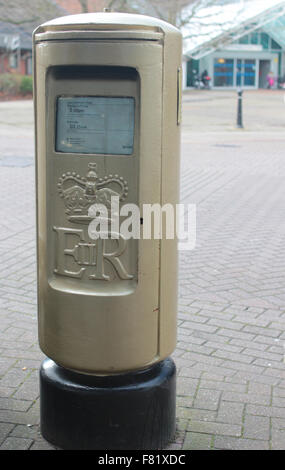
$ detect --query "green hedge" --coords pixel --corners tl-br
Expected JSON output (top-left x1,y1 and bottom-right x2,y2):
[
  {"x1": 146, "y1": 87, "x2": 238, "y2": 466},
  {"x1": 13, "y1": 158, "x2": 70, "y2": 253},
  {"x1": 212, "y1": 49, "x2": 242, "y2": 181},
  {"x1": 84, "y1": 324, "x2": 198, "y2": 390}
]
[
  {"x1": 0, "y1": 74, "x2": 33, "y2": 95},
  {"x1": 20, "y1": 75, "x2": 33, "y2": 95}
]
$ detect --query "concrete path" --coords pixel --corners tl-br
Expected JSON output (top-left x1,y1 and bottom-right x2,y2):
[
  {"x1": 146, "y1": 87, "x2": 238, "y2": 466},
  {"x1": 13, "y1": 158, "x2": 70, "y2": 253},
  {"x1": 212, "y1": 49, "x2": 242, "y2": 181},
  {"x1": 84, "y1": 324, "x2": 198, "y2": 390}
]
[{"x1": 1, "y1": 91, "x2": 285, "y2": 450}]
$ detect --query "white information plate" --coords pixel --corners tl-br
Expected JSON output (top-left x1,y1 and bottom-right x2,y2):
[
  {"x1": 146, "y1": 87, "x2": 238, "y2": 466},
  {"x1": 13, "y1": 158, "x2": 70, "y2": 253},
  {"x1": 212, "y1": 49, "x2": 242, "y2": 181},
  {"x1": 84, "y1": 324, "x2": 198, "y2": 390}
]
[{"x1": 56, "y1": 96, "x2": 135, "y2": 155}]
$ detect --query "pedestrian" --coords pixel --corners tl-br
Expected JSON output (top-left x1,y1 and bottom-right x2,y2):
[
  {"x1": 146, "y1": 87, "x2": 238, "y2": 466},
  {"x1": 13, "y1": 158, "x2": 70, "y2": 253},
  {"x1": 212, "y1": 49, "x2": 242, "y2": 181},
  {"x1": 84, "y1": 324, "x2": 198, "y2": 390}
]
[
  {"x1": 201, "y1": 69, "x2": 211, "y2": 89},
  {"x1": 266, "y1": 71, "x2": 275, "y2": 89}
]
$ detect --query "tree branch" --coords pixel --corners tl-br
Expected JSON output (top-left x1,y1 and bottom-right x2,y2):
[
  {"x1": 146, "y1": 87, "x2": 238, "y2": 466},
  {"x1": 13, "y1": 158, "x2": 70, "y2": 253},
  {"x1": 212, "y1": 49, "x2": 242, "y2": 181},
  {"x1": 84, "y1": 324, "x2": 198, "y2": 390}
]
[
  {"x1": 78, "y1": 0, "x2": 89, "y2": 13},
  {"x1": 0, "y1": 17, "x2": 39, "y2": 25}
]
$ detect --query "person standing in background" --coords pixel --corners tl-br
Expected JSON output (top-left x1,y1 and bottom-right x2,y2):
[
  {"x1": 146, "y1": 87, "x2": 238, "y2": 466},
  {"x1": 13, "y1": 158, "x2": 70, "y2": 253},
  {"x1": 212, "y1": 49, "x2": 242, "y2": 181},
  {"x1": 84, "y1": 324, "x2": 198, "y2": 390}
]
[{"x1": 266, "y1": 71, "x2": 275, "y2": 89}]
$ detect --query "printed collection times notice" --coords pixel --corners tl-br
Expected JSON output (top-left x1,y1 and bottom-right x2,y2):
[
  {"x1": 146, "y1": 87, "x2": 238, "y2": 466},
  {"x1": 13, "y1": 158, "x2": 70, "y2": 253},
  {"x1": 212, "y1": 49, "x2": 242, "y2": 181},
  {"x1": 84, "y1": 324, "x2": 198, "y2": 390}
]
[{"x1": 56, "y1": 96, "x2": 135, "y2": 155}]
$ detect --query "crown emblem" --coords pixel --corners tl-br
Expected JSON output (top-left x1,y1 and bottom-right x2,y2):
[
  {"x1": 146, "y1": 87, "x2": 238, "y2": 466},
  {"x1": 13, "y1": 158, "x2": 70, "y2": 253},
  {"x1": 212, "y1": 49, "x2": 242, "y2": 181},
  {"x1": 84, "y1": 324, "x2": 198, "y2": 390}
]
[{"x1": 57, "y1": 163, "x2": 128, "y2": 224}]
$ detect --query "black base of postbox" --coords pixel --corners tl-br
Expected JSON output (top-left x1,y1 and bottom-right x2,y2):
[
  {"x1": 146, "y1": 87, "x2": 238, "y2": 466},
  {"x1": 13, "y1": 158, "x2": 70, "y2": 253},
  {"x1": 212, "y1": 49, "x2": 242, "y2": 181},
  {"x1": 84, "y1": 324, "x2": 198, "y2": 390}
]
[{"x1": 39, "y1": 357, "x2": 176, "y2": 450}]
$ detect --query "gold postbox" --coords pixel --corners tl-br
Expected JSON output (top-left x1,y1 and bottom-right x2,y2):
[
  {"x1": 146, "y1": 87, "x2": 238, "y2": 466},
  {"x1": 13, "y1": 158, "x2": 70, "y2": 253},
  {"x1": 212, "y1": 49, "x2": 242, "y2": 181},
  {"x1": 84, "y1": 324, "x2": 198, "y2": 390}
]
[{"x1": 33, "y1": 12, "x2": 182, "y2": 375}]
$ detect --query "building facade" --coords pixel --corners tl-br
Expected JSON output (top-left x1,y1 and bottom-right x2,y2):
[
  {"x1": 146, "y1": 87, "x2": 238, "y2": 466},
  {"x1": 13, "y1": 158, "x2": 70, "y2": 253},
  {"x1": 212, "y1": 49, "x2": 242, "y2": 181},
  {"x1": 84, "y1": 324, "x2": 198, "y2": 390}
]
[
  {"x1": 182, "y1": 1, "x2": 285, "y2": 90},
  {"x1": 184, "y1": 29, "x2": 284, "y2": 89},
  {"x1": 0, "y1": 0, "x2": 66, "y2": 76},
  {"x1": 0, "y1": 30, "x2": 32, "y2": 75},
  {"x1": 55, "y1": 0, "x2": 105, "y2": 14}
]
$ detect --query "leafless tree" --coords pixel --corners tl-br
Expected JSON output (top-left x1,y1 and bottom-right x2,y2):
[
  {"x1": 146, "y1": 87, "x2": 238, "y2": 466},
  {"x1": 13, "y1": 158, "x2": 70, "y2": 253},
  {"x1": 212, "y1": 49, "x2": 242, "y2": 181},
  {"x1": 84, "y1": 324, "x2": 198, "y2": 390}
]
[
  {"x1": 78, "y1": 0, "x2": 90, "y2": 13},
  {"x1": 100, "y1": 0, "x2": 252, "y2": 50},
  {"x1": 103, "y1": 0, "x2": 244, "y2": 27},
  {"x1": 104, "y1": 0, "x2": 195, "y2": 26}
]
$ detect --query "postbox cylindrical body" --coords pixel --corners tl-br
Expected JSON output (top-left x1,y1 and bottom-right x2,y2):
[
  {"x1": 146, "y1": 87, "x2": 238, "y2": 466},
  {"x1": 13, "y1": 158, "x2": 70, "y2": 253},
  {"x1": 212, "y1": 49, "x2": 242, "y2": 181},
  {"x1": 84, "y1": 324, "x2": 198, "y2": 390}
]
[{"x1": 34, "y1": 13, "x2": 182, "y2": 375}]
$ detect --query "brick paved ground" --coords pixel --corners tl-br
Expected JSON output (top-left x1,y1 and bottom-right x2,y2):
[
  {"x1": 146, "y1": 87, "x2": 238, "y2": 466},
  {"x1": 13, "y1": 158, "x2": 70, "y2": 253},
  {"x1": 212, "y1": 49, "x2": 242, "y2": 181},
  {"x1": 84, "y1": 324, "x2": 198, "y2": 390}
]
[{"x1": 1, "y1": 91, "x2": 285, "y2": 450}]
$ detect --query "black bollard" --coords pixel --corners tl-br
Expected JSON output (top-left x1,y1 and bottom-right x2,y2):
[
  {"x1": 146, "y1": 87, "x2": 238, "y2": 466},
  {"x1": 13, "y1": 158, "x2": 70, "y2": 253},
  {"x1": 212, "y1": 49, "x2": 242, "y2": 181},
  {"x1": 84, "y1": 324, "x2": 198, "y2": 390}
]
[
  {"x1": 237, "y1": 88, "x2": 244, "y2": 128},
  {"x1": 40, "y1": 358, "x2": 176, "y2": 450}
]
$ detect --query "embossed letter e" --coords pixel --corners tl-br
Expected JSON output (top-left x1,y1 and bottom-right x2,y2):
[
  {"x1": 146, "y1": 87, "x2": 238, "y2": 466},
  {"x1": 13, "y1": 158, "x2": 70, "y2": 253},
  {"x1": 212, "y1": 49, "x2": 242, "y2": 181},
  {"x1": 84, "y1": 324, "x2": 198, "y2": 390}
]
[
  {"x1": 53, "y1": 226, "x2": 133, "y2": 281},
  {"x1": 53, "y1": 227, "x2": 86, "y2": 279}
]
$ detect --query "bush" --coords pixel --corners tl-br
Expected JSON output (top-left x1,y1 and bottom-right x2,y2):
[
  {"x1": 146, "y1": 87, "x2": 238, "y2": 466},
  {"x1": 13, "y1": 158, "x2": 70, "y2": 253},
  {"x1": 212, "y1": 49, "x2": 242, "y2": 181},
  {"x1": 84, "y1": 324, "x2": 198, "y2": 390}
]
[
  {"x1": 0, "y1": 74, "x2": 33, "y2": 96},
  {"x1": 20, "y1": 75, "x2": 33, "y2": 95},
  {"x1": 0, "y1": 73, "x2": 21, "y2": 95}
]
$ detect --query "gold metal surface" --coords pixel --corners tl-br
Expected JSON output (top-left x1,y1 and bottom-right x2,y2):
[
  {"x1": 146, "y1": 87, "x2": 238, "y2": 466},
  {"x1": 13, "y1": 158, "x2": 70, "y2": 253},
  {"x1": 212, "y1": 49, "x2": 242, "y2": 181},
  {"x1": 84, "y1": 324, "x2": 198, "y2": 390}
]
[{"x1": 33, "y1": 12, "x2": 182, "y2": 374}]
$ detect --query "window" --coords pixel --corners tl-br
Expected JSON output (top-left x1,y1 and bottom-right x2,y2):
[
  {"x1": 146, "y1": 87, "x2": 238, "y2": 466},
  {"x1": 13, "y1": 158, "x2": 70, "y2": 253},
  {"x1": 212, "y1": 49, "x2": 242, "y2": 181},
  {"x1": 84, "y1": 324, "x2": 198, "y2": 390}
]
[
  {"x1": 187, "y1": 59, "x2": 199, "y2": 87},
  {"x1": 271, "y1": 39, "x2": 281, "y2": 50},
  {"x1": 261, "y1": 33, "x2": 269, "y2": 49},
  {"x1": 244, "y1": 59, "x2": 256, "y2": 86},
  {"x1": 26, "y1": 56, "x2": 32, "y2": 75},
  {"x1": 250, "y1": 32, "x2": 258, "y2": 45},
  {"x1": 214, "y1": 59, "x2": 234, "y2": 87},
  {"x1": 236, "y1": 59, "x2": 256, "y2": 87},
  {"x1": 9, "y1": 53, "x2": 18, "y2": 69},
  {"x1": 236, "y1": 59, "x2": 242, "y2": 87},
  {"x1": 239, "y1": 35, "x2": 249, "y2": 44}
]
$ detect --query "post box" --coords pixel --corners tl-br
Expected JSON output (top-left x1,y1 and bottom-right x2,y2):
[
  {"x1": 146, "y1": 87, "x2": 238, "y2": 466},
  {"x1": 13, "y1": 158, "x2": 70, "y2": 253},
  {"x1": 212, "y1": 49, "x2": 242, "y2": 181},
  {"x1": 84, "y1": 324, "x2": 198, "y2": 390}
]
[{"x1": 33, "y1": 11, "x2": 182, "y2": 450}]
